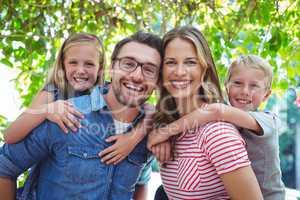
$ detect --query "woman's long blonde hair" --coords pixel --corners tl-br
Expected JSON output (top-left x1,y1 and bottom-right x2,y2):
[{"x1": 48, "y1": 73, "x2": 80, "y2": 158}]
[
  {"x1": 46, "y1": 33, "x2": 105, "y2": 98},
  {"x1": 155, "y1": 26, "x2": 223, "y2": 126}
]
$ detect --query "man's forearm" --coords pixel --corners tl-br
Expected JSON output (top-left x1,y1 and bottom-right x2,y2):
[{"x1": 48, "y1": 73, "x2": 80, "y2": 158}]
[{"x1": 0, "y1": 177, "x2": 16, "y2": 200}]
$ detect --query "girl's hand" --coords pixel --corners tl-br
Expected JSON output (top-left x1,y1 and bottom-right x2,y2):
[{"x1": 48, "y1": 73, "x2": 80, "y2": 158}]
[
  {"x1": 98, "y1": 134, "x2": 136, "y2": 165},
  {"x1": 151, "y1": 141, "x2": 172, "y2": 163},
  {"x1": 46, "y1": 100, "x2": 84, "y2": 133},
  {"x1": 147, "y1": 128, "x2": 172, "y2": 150}
]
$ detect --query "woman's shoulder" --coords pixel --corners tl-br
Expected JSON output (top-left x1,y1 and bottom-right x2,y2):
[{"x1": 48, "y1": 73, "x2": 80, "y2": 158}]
[
  {"x1": 194, "y1": 121, "x2": 246, "y2": 150},
  {"x1": 195, "y1": 121, "x2": 241, "y2": 140},
  {"x1": 200, "y1": 121, "x2": 238, "y2": 132}
]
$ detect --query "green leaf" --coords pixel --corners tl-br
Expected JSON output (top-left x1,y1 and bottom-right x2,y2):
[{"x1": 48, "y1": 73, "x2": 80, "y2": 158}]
[
  {"x1": 269, "y1": 27, "x2": 281, "y2": 52},
  {"x1": 1, "y1": 58, "x2": 13, "y2": 68}
]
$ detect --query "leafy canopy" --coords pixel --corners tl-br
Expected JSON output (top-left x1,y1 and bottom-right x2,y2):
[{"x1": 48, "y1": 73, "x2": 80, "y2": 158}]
[{"x1": 0, "y1": 0, "x2": 299, "y2": 108}]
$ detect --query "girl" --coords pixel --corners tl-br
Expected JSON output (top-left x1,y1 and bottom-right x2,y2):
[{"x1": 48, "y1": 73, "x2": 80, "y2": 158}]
[
  {"x1": 4, "y1": 33, "x2": 106, "y2": 142},
  {"x1": 151, "y1": 26, "x2": 263, "y2": 199}
]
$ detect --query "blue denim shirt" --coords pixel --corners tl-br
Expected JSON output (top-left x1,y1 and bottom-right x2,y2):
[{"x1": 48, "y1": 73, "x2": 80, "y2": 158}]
[{"x1": 0, "y1": 86, "x2": 153, "y2": 200}]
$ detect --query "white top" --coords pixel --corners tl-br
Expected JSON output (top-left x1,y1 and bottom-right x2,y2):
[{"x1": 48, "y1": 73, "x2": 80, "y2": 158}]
[{"x1": 113, "y1": 119, "x2": 131, "y2": 134}]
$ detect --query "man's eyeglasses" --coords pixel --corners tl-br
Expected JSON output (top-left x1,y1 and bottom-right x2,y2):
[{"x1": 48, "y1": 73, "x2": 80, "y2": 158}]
[{"x1": 114, "y1": 57, "x2": 159, "y2": 79}]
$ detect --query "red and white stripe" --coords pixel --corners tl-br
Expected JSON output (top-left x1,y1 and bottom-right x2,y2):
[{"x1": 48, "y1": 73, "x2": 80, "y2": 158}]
[{"x1": 160, "y1": 121, "x2": 250, "y2": 200}]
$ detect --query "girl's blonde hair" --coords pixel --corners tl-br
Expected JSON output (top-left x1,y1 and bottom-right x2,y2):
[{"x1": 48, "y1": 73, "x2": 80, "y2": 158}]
[
  {"x1": 155, "y1": 26, "x2": 223, "y2": 125},
  {"x1": 46, "y1": 33, "x2": 105, "y2": 98},
  {"x1": 225, "y1": 54, "x2": 273, "y2": 90}
]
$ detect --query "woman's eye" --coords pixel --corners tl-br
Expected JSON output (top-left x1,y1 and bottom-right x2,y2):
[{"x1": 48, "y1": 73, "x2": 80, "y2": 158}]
[
  {"x1": 164, "y1": 61, "x2": 176, "y2": 65},
  {"x1": 185, "y1": 60, "x2": 197, "y2": 66}
]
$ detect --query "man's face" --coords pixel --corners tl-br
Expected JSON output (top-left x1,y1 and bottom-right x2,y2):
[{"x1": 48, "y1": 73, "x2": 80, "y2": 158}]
[{"x1": 110, "y1": 42, "x2": 161, "y2": 107}]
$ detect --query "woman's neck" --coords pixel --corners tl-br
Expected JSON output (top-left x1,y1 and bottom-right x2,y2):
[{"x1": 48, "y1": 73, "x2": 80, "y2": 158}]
[{"x1": 175, "y1": 96, "x2": 204, "y2": 116}]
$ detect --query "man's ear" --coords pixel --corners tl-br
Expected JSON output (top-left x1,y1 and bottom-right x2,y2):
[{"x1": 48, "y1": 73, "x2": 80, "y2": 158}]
[
  {"x1": 97, "y1": 67, "x2": 104, "y2": 84},
  {"x1": 263, "y1": 89, "x2": 272, "y2": 101}
]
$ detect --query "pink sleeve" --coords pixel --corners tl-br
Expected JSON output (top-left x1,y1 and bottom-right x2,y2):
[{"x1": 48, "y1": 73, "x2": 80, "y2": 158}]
[{"x1": 198, "y1": 122, "x2": 251, "y2": 175}]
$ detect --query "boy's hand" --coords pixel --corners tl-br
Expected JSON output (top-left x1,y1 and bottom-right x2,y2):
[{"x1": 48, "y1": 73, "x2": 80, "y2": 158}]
[
  {"x1": 147, "y1": 128, "x2": 171, "y2": 150},
  {"x1": 98, "y1": 134, "x2": 136, "y2": 165},
  {"x1": 151, "y1": 140, "x2": 172, "y2": 163}
]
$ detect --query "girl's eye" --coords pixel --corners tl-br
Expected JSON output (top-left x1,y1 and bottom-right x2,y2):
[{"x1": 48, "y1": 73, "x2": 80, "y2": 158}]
[
  {"x1": 86, "y1": 62, "x2": 95, "y2": 67},
  {"x1": 69, "y1": 61, "x2": 77, "y2": 65}
]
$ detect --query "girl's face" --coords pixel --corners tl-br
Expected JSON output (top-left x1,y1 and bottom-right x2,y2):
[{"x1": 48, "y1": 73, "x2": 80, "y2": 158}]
[
  {"x1": 64, "y1": 43, "x2": 101, "y2": 91},
  {"x1": 226, "y1": 66, "x2": 271, "y2": 111},
  {"x1": 163, "y1": 38, "x2": 202, "y2": 102}
]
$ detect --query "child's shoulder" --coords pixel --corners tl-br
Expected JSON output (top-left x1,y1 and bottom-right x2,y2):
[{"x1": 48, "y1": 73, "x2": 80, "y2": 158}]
[
  {"x1": 69, "y1": 95, "x2": 93, "y2": 114},
  {"x1": 248, "y1": 110, "x2": 278, "y2": 123},
  {"x1": 194, "y1": 121, "x2": 244, "y2": 148},
  {"x1": 248, "y1": 110, "x2": 279, "y2": 135}
]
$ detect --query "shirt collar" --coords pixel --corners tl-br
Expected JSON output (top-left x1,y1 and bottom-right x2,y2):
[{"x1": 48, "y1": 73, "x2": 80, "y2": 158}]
[{"x1": 90, "y1": 85, "x2": 109, "y2": 111}]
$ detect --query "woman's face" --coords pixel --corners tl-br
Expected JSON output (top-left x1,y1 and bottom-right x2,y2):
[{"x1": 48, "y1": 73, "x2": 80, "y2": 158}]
[{"x1": 163, "y1": 38, "x2": 202, "y2": 101}]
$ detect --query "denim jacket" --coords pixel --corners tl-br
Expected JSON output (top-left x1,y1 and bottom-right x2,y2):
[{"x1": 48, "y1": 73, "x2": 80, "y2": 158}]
[{"x1": 0, "y1": 86, "x2": 152, "y2": 200}]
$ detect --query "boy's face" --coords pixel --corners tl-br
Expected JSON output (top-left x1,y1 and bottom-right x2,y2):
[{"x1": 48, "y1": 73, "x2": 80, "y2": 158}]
[{"x1": 226, "y1": 66, "x2": 271, "y2": 111}]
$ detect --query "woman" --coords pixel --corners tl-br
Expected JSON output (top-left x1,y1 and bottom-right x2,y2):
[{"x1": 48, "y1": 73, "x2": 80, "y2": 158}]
[{"x1": 152, "y1": 26, "x2": 263, "y2": 200}]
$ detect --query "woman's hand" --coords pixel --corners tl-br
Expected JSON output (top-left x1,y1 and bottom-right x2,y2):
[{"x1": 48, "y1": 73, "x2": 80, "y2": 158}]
[{"x1": 46, "y1": 100, "x2": 84, "y2": 133}]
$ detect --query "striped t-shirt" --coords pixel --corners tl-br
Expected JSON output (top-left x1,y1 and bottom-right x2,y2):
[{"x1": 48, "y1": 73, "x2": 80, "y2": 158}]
[{"x1": 160, "y1": 121, "x2": 251, "y2": 200}]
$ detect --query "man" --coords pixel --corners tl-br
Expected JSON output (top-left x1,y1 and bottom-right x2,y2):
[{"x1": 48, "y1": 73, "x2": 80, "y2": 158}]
[{"x1": 0, "y1": 31, "x2": 162, "y2": 200}]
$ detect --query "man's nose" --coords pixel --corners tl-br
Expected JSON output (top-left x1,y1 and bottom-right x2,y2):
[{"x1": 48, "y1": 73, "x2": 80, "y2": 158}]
[{"x1": 129, "y1": 65, "x2": 144, "y2": 82}]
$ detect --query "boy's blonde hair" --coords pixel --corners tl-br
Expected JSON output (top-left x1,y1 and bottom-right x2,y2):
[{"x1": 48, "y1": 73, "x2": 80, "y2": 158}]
[
  {"x1": 46, "y1": 33, "x2": 105, "y2": 98},
  {"x1": 225, "y1": 54, "x2": 273, "y2": 90}
]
